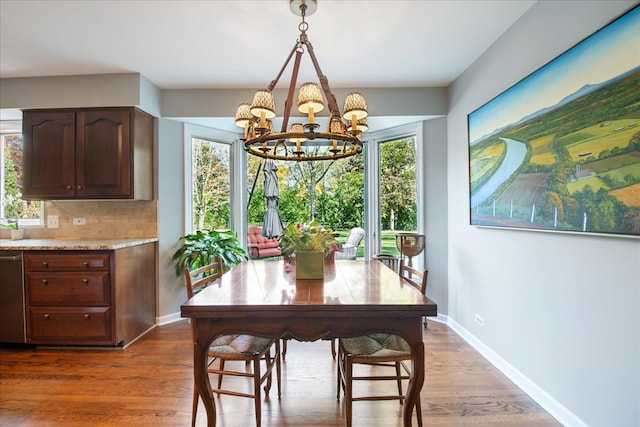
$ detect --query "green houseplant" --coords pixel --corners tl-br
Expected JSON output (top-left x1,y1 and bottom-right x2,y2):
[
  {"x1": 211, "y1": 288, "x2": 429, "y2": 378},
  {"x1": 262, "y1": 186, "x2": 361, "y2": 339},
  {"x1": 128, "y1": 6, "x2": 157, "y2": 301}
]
[
  {"x1": 171, "y1": 229, "x2": 248, "y2": 276},
  {"x1": 279, "y1": 221, "x2": 337, "y2": 280},
  {"x1": 2, "y1": 193, "x2": 24, "y2": 240},
  {"x1": 1, "y1": 218, "x2": 22, "y2": 240}
]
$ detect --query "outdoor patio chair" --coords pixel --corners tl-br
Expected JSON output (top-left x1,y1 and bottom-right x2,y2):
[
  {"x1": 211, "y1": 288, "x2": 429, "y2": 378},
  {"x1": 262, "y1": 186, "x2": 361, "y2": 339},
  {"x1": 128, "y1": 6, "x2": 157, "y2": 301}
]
[{"x1": 334, "y1": 227, "x2": 365, "y2": 260}]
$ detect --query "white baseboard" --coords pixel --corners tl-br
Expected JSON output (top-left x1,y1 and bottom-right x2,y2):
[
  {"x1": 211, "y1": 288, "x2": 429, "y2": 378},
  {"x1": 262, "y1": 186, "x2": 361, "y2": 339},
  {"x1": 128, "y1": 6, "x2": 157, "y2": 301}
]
[
  {"x1": 442, "y1": 314, "x2": 586, "y2": 427},
  {"x1": 157, "y1": 311, "x2": 183, "y2": 326}
]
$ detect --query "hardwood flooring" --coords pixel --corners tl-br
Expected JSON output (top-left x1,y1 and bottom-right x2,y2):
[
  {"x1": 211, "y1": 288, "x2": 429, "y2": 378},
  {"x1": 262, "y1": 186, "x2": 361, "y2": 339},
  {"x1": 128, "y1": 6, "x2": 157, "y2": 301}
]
[{"x1": 0, "y1": 320, "x2": 560, "y2": 426}]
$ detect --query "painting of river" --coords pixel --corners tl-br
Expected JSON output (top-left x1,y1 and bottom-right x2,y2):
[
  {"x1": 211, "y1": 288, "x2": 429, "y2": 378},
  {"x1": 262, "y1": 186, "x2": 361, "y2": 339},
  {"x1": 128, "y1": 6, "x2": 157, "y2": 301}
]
[{"x1": 468, "y1": 5, "x2": 640, "y2": 238}]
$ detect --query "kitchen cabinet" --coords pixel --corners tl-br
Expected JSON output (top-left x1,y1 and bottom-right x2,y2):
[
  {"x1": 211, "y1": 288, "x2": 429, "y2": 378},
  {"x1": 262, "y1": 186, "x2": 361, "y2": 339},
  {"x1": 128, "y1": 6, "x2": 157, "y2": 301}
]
[
  {"x1": 24, "y1": 244, "x2": 156, "y2": 346},
  {"x1": 22, "y1": 107, "x2": 153, "y2": 200}
]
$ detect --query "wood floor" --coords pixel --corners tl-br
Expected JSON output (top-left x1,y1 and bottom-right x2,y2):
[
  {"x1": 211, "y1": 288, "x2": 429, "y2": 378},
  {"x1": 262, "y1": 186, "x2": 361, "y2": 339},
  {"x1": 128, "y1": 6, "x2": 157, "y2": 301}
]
[{"x1": 0, "y1": 320, "x2": 560, "y2": 427}]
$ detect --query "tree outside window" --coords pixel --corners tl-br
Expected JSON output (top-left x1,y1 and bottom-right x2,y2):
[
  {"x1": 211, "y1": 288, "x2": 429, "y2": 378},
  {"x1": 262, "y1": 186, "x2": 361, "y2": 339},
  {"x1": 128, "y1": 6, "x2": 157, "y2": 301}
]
[
  {"x1": 247, "y1": 153, "x2": 365, "y2": 230},
  {"x1": 379, "y1": 137, "x2": 417, "y2": 231},
  {"x1": 191, "y1": 138, "x2": 230, "y2": 231},
  {"x1": 1, "y1": 133, "x2": 41, "y2": 227}
]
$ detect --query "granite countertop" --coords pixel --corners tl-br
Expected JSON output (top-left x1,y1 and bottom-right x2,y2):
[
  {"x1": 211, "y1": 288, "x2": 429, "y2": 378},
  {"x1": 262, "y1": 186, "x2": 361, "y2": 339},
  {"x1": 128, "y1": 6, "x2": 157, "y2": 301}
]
[{"x1": 0, "y1": 238, "x2": 158, "y2": 250}]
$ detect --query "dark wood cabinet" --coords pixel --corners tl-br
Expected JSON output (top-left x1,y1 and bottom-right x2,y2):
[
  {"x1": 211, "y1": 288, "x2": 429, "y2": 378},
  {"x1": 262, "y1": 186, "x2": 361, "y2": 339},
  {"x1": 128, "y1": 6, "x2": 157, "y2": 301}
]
[
  {"x1": 24, "y1": 244, "x2": 156, "y2": 346},
  {"x1": 22, "y1": 107, "x2": 153, "y2": 200}
]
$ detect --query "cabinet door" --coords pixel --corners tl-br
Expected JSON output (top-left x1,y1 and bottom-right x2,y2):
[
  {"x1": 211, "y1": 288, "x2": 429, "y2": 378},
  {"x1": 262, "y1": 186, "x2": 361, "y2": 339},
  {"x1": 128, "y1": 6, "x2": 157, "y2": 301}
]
[
  {"x1": 76, "y1": 110, "x2": 132, "y2": 198},
  {"x1": 22, "y1": 111, "x2": 76, "y2": 198}
]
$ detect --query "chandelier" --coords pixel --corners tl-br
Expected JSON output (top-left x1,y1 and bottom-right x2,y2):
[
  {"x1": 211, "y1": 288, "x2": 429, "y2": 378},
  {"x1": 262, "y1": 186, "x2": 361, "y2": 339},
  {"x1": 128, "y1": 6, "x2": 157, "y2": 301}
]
[{"x1": 234, "y1": 0, "x2": 369, "y2": 162}]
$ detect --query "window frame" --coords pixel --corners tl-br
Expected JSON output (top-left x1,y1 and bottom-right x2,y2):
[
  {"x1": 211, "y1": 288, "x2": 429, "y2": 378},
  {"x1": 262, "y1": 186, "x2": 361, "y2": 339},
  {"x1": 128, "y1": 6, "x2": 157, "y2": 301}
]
[
  {"x1": 183, "y1": 124, "x2": 240, "y2": 235},
  {"x1": 364, "y1": 122, "x2": 424, "y2": 262}
]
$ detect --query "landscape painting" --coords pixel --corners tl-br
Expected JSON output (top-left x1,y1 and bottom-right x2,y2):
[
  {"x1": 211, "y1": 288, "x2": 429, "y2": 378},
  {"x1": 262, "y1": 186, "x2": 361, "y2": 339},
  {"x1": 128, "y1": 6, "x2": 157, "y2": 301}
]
[{"x1": 468, "y1": 5, "x2": 640, "y2": 238}]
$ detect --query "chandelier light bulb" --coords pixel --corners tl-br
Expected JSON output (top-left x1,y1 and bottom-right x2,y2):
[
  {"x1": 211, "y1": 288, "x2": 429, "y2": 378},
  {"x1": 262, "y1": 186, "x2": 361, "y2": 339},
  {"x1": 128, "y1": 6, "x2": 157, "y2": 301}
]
[{"x1": 297, "y1": 82, "x2": 325, "y2": 124}]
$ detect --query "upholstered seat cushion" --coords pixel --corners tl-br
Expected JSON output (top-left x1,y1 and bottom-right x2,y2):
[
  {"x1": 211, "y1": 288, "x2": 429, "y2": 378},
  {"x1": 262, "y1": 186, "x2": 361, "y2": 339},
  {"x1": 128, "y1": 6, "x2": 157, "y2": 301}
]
[
  {"x1": 210, "y1": 334, "x2": 275, "y2": 357},
  {"x1": 247, "y1": 226, "x2": 281, "y2": 258},
  {"x1": 340, "y1": 333, "x2": 410, "y2": 358}
]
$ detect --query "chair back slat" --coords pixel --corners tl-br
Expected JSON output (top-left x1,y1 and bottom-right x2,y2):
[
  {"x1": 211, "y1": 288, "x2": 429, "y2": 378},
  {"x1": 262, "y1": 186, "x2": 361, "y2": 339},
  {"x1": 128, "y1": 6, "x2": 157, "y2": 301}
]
[
  {"x1": 399, "y1": 260, "x2": 428, "y2": 296},
  {"x1": 184, "y1": 258, "x2": 224, "y2": 299},
  {"x1": 345, "y1": 227, "x2": 365, "y2": 247}
]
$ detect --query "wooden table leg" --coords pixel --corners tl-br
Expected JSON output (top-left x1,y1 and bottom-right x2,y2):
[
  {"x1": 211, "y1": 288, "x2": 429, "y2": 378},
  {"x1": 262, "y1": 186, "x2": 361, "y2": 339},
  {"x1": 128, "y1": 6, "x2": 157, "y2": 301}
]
[
  {"x1": 404, "y1": 341, "x2": 425, "y2": 427},
  {"x1": 194, "y1": 337, "x2": 216, "y2": 427}
]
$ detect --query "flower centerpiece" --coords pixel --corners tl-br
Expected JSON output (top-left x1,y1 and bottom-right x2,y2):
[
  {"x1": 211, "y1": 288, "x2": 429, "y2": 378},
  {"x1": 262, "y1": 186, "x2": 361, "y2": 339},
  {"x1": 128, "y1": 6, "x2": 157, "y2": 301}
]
[{"x1": 280, "y1": 221, "x2": 338, "y2": 280}]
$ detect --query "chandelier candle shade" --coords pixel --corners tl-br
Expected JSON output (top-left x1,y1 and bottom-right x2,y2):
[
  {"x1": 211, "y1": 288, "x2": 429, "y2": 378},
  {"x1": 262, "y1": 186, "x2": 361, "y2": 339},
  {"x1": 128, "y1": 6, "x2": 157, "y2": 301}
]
[{"x1": 234, "y1": 0, "x2": 369, "y2": 162}]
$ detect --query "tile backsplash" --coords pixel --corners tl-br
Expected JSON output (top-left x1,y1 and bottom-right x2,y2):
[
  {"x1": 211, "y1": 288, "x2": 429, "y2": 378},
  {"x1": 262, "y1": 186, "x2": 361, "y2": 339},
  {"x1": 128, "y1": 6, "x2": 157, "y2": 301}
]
[{"x1": 3, "y1": 200, "x2": 158, "y2": 240}]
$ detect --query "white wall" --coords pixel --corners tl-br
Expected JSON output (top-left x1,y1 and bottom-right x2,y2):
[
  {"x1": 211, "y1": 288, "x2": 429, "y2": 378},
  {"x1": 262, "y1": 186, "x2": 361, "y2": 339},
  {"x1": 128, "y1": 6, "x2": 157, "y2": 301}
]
[
  {"x1": 423, "y1": 117, "x2": 448, "y2": 313},
  {"x1": 156, "y1": 118, "x2": 187, "y2": 322},
  {"x1": 447, "y1": 1, "x2": 640, "y2": 426}
]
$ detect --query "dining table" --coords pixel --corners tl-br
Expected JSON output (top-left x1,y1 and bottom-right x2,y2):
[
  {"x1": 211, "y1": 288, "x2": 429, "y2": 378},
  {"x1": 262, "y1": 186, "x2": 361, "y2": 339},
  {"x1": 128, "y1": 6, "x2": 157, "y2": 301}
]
[{"x1": 181, "y1": 259, "x2": 438, "y2": 427}]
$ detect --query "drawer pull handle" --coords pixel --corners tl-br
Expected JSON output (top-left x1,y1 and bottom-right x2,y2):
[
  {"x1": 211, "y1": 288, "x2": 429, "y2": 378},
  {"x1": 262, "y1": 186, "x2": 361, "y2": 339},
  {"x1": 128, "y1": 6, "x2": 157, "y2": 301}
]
[
  {"x1": 77, "y1": 185, "x2": 84, "y2": 191},
  {"x1": 84, "y1": 314, "x2": 91, "y2": 320},
  {"x1": 44, "y1": 313, "x2": 50, "y2": 320},
  {"x1": 42, "y1": 261, "x2": 49, "y2": 268},
  {"x1": 83, "y1": 279, "x2": 89, "y2": 285},
  {"x1": 83, "y1": 261, "x2": 89, "y2": 268},
  {"x1": 42, "y1": 279, "x2": 48, "y2": 285},
  {"x1": 67, "y1": 185, "x2": 72, "y2": 190}
]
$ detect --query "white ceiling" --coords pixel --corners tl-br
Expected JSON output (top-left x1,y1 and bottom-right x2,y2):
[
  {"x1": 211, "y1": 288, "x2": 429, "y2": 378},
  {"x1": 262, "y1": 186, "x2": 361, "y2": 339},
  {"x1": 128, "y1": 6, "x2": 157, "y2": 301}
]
[{"x1": 0, "y1": 0, "x2": 536, "y2": 130}]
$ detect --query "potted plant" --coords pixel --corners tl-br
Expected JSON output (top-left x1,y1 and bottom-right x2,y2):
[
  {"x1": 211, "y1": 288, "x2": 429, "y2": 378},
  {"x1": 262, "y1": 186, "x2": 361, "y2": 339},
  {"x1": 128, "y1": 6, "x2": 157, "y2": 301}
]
[
  {"x1": 1, "y1": 218, "x2": 23, "y2": 240},
  {"x1": 2, "y1": 193, "x2": 25, "y2": 240},
  {"x1": 171, "y1": 229, "x2": 248, "y2": 276},
  {"x1": 279, "y1": 221, "x2": 338, "y2": 280}
]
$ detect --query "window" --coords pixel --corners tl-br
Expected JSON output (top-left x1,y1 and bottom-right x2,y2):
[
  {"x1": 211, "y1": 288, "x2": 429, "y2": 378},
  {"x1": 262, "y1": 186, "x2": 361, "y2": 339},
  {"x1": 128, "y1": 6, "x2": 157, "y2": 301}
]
[
  {"x1": 184, "y1": 121, "x2": 423, "y2": 260},
  {"x1": 184, "y1": 124, "x2": 239, "y2": 234},
  {"x1": 1, "y1": 125, "x2": 42, "y2": 228},
  {"x1": 378, "y1": 136, "x2": 418, "y2": 259},
  {"x1": 246, "y1": 154, "x2": 365, "y2": 232},
  {"x1": 190, "y1": 137, "x2": 231, "y2": 231},
  {"x1": 365, "y1": 123, "x2": 424, "y2": 263}
]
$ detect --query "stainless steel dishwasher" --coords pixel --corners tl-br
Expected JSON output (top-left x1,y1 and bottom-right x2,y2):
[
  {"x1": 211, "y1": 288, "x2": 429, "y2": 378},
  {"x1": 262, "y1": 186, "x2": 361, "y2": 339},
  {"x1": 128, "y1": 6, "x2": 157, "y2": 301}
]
[{"x1": 0, "y1": 250, "x2": 27, "y2": 343}]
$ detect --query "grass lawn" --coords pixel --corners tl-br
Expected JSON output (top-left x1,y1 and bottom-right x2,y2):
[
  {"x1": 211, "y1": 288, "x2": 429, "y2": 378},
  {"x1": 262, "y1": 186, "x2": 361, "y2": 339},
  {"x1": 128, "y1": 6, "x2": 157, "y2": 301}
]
[{"x1": 334, "y1": 229, "x2": 414, "y2": 258}]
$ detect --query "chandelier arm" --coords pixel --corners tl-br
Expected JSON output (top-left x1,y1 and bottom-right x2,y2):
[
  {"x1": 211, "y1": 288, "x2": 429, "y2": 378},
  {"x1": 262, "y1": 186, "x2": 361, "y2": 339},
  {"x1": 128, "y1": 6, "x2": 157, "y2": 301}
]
[
  {"x1": 267, "y1": 42, "x2": 303, "y2": 92},
  {"x1": 246, "y1": 159, "x2": 264, "y2": 210},
  {"x1": 304, "y1": 40, "x2": 341, "y2": 114},
  {"x1": 280, "y1": 49, "x2": 304, "y2": 133}
]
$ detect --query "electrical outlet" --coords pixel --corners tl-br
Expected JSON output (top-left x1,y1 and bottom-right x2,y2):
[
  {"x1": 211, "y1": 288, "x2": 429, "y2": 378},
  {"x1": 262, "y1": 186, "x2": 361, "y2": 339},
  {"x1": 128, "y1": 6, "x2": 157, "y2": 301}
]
[
  {"x1": 47, "y1": 215, "x2": 59, "y2": 229},
  {"x1": 72, "y1": 217, "x2": 86, "y2": 225},
  {"x1": 475, "y1": 313, "x2": 484, "y2": 327}
]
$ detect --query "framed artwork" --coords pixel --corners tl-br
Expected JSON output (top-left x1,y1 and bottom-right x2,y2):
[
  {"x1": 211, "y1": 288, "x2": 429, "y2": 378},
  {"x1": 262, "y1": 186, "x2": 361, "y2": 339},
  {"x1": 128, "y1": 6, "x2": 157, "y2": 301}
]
[{"x1": 468, "y1": 5, "x2": 640, "y2": 238}]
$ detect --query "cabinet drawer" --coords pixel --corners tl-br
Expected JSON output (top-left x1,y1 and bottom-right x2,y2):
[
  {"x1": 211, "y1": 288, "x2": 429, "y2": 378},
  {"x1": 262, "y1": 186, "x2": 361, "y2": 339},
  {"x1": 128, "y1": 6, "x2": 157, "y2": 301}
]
[
  {"x1": 26, "y1": 272, "x2": 110, "y2": 306},
  {"x1": 27, "y1": 307, "x2": 113, "y2": 344},
  {"x1": 26, "y1": 253, "x2": 110, "y2": 271}
]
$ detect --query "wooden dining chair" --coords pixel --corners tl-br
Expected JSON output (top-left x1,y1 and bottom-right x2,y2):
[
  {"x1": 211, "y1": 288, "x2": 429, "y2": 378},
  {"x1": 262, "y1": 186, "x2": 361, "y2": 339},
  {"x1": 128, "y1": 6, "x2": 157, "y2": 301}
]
[
  {"x1": 184, "y1": 258, "x2": 281, "y2": 427},
  {"x1": 336, "y1": 261, "x2": 428, "y2": 427}
]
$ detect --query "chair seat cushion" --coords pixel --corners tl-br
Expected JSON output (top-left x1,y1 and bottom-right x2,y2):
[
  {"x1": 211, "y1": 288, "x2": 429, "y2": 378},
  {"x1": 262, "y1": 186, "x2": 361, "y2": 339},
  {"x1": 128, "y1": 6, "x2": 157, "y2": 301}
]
[
  {"x1": 340, "y1": 333, "x2": 410, "y2": 358},
  {"x1": 210, "y1": 334, "x2": 274, "y2": 356}
]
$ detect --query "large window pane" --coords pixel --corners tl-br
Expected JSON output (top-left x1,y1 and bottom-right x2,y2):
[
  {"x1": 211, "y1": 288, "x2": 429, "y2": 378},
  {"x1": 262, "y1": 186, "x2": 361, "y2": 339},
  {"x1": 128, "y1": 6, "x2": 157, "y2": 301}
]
[
  {"x1": 1, "y1": 131, "x2": 41, "y2": 227},
  {"x1": 246, "y1": 154, "x2": 265, "y2": 226},
  {"x1": 379, "y1": 136, "x2": 417, "y2": 258},
  {"x1": 245, "y1": 153, "x2": 365, "y2": 255},
  {"x1": 191, "y1": 137, "x2": 231, "y2": 231}
]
